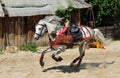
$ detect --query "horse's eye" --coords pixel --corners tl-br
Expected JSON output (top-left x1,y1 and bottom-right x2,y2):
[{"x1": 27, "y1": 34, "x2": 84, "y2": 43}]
[{"x1": 39, "y1": 28, "x2": 41, "y2": 30}]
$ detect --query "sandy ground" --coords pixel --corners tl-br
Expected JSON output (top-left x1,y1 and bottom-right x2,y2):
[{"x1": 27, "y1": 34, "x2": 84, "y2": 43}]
[{"x1": 0, "y1": 41, "x2": 120, "y2": 78}]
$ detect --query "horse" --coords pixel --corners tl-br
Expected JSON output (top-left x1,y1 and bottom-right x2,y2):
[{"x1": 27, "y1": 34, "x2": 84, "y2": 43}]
[{"x1": 34, "y1": 16, "x2": 107, "y2": 69}]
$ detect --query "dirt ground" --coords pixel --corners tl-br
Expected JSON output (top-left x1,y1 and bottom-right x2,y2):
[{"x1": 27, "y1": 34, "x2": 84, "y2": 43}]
[{"x1": 0, "y1": 41, "x2": 120, "y2": 78}]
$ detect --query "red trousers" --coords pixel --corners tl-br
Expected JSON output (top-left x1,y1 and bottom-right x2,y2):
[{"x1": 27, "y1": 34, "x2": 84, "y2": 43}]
[{"x1": 50, "y1": 34, "x2": 73, "y2": 47}]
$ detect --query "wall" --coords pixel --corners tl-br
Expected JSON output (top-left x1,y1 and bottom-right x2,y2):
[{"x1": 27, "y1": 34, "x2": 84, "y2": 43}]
[{"x1": 0, "y1": 15, "x2": 50, "y2": 51}]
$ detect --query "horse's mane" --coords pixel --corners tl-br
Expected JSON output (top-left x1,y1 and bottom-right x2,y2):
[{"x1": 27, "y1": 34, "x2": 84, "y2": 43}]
[
  {"x1": 43, "y1": 16, "x2": 64, "y2": 34},
  {"x1": 42, "y1": 16, "x2": 62, "y2": 23}
]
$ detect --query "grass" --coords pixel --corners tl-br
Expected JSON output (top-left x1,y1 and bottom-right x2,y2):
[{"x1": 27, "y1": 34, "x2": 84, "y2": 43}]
[
  {"x1": 0, "y1": 51, "x2": 4, "y2": 55},
  {"x1": 19, "y1": 43, "x2": 38, "y2": 53}
]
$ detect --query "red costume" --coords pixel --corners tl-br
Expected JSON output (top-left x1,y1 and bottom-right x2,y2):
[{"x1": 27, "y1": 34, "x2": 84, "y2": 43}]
[{"x1": 50, "y1": 26, "x2": 73, "y2": 47}]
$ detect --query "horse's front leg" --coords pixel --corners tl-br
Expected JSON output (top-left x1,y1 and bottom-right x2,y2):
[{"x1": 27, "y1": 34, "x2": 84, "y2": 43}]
[
  {"x1": 51, "y1": 46, "x2": 66, "y2": 62},
  {"x1": 39, "y1": 47, "x2": 54, "y2": 67}
]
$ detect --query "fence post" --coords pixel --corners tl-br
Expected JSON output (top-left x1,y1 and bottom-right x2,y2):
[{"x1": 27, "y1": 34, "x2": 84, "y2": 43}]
[{"x1": 2, "y1": 17, "x2": 7, "y2": 50}]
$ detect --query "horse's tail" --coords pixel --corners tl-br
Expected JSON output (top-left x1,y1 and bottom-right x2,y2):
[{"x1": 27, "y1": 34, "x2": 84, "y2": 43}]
[{"x1": 94, "y1": 28, "x2": 111, "y2": 45}]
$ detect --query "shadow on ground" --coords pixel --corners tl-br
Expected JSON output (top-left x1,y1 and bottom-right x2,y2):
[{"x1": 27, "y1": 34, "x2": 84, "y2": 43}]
[
  {"x1": 42, "y1": 62, "x2": 103, "y2": 73},
  {"x1": 42, "y1": 61, "x2": 114, "y2": 73}
]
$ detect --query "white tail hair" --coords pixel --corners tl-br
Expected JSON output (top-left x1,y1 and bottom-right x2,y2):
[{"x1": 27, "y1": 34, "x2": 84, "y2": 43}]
[{"x1": 93, "y1": 28, "x2": 111, "y2": 45}]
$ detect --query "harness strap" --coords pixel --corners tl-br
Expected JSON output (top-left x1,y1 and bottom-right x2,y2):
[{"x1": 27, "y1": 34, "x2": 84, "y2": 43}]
[
  {"x1": 84, "y1": 26, "x2": 92, "y2": 36},
  {"x1": 82, "y1": 36, "x2": 94, "y2": 40},
  {"x1": 48, "y1": 34, "x2": 52, "y2": 42},
  {"x1": 80, "y1": 25, "x2": 92, "y2": 38},
  {"x1": 35, "y1": 33, "x2": 41, "y2": 36},
  {"x1": 80, "y1": 26, "x2": 86, "y2": 37}
]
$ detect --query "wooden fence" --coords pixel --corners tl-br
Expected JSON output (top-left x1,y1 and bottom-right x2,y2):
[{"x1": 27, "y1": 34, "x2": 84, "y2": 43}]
[
  {"x1": 0, "y1": 15, "x2": 50, "y2": 51},
  {"x1": 0, "y1": 14, "x2": 117, "y2": 51},
  {"x1": 97, "y1": 26, "x2": 115, "y2": 39}
]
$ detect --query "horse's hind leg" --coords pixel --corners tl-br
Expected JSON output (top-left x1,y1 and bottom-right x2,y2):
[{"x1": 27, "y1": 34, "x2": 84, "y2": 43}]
[
  {"x1": 70, "y1": 41, "x2": 85, "y2": 67},
  {"x1": 76, "y1": 41, "x2": 87, "y2": 69},
  {"x1": 70, "y1": 56, "x2": 80, "y2": 67},
  {"x1": 39, "y1": 47, "x2": 54, "y2": 67},
  {"x1": 52, "y1": 46, "x2": 66, "y2": 62},
  {"x1": 76, "y1": 52, "x2": 85, "y2": 68}
]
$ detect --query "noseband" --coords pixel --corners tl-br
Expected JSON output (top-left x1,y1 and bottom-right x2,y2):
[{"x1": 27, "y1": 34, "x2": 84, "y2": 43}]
[
  {"x1": 35, "y1": 24, "x2": 47, "y2": 37},
  {"x1": 35, "y1": 32, "x2": 41, "y2": 37}
]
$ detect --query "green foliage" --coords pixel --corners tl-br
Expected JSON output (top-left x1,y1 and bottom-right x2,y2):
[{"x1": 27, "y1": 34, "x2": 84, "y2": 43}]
[
  {"x1": 0, "y1": 51, "x2": 4, "y2": 55},
  {"x1": 56, "y1": 3, "x2": 73, "y2": 21},
  {"x1": 85, "y1": 0, "x2": 120, "y2": 26},
  {"x1": 19, "y1": 43, "x2": 37, "y2": 53}
]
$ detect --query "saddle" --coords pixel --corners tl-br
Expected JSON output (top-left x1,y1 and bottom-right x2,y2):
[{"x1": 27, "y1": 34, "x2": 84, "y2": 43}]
[{"x1": 67, "y1": 24, "x2": 83, "y2": 42}]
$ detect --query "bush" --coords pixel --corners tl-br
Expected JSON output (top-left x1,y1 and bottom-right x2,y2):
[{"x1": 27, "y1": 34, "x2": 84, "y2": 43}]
[
  {"x1": 85, "y1": 0, "x2": 120, "y2": 26},
  {"x1": 19, "y1": 43, "x2": 37, "y2": 53},
  {"x1": 56, "y1": 3, "x2": 73, "y2": 21},
  {"x1": 0, "y1": 51, "x2": 4, "y2": 55}
]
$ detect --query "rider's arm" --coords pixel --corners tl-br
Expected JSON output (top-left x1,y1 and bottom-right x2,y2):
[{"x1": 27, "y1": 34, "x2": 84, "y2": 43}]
[
  {"x1": 57, "y1": 26, "x2": 68, "y2": 35},
  {"x1": 57, "y1": 20, "x2": 70, "y2": 35}
]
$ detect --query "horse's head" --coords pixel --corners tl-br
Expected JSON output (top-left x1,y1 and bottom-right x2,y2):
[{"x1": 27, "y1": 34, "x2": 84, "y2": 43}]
[
  {"x1": 34, "y1": 20, "x2": 47, "y2": 40},
  {"x1": 34, "y1": 16, "x2": 63, "y2": 40}
]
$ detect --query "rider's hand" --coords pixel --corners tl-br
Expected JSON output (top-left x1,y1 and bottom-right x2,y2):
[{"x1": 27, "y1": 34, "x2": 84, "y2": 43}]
[{"x1": 65, "y1": 20, "x2": 70, "y2": 27}]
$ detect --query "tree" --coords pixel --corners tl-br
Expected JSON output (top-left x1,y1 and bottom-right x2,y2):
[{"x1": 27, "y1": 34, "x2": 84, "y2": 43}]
[
  {"x1": 56, "y1": 3, "x2": 73, "y2": 21},
  {"x1": 85, "y1": 0, "x2": 120, "y2": 26}
]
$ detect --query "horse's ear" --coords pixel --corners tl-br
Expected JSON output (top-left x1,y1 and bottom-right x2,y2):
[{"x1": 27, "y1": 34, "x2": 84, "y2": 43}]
[{"x1": 43, "y1": 23, "x2": 46, "y2": 26}]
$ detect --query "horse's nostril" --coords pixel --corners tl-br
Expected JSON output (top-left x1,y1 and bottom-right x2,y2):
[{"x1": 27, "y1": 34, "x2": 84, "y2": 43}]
[{"x1": 34, "y1": 37, "x2": 38, "y2": 40}]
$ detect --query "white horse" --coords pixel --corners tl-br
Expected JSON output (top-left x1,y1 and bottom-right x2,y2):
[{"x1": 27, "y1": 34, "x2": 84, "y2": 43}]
[{"x1": 34, "y1": 16, "x2": 107, "y2": 69}]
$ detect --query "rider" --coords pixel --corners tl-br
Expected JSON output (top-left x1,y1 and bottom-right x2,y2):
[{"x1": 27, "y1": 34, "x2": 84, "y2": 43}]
[
  {"x1": 50, "y1": 19, "x2": 73, "y2": 47},
  {"x1": 69, "y1": 22, "x2": 83, "y2": 42}
]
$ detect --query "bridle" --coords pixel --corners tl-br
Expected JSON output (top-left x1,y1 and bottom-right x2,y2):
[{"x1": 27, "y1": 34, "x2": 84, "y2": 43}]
[
  {"x1": 35, "y1": 24, "x2": 47, "y2": 37},
  {"x1": 35, "y1": 21, "x2": 62, "y2": 42}
]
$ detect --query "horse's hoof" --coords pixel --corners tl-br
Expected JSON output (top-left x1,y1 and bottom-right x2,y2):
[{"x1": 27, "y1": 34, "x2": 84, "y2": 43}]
[
  {"x1": 51, "y1": 55, "x2": 63, "y2": 62},
  {"x1": 58, "y1": 56, "x2": 63, "y2": 62},
  {"x1": 40, "y1": 61, "x2": 44, "y2": 67}
]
